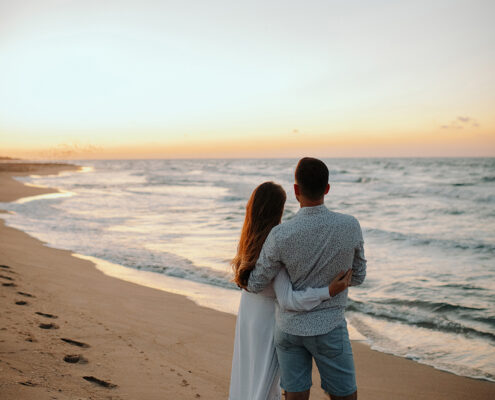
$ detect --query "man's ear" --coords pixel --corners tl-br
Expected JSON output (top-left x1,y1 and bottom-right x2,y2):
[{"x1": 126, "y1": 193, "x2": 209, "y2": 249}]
[
  {"x1": 324, "y1": 184, "x2": 330, "y2": 195},
  {"x1": 294, "y1": 183, "x2": 300, "y2": 196}
]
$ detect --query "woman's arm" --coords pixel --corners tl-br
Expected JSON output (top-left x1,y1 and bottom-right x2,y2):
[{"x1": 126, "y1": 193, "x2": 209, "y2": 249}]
[
  {"x1": 273, "y1": 269, "x2": 349, "y2": 312},
  {"x1": 273, "y1": 269, "x2": 327, "y2": 311}
]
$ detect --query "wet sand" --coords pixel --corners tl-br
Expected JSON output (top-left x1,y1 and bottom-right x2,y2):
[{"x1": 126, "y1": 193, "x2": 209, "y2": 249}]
[{"x1": 0, "y1": 163, "x2": 493, "y2": 399}]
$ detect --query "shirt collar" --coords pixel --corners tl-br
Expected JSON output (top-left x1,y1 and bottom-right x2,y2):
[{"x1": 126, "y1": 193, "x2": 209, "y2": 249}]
[{"x1": 296, "y1": 204, "x2": 327, "y2": 216}]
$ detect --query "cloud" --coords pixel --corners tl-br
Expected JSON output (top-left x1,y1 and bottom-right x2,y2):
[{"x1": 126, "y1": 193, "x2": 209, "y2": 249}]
[{"x1": 440, "y1": 116, "x2": 480, "y2": 130}]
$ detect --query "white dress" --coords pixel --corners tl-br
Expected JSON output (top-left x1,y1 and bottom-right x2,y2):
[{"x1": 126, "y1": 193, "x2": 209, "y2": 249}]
[{"x1": 229, "y1": 269, "x2": 330, "y2": 400}]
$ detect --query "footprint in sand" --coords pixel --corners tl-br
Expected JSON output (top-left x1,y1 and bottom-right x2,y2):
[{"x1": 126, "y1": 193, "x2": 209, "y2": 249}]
[
  {"x1": 2, "y1": 282, "x2": 16, "y2": 287},
  {"x1": 17, "y1": 291, "x2": 35, "y2": 298},
  {"x1": 1, "y1": 268, "x2": 16, "y2": 275},
  {"x1": 61, "y1": 338, "x2": 90, "y2": 348},
  {"x1": 0, "y1": 265, "x2": 11, "y2": 270},
  {"x1": 0, "y1": 274, "x2": 14, "y2": 281},
  {"x1": 39, "y1": 323, "x2": 59, "y2": 329},
  {"x1": 83, "y1": 376, "x2": 117, "y2": 389},
  {"x1": 63, "y1": 354, "x2": 88, "y2": 364},
  {"x1": 15, "y1": 300, "x2": 28, "y2": 305},
  {"x1": 180, "y1": 379, "x2": 189, "y2": 387},
  {"x1": 35, "y1": 311, "x2": 57, "y2": 319},
  {"x1": 25, "y1": 335, "x2": 37, "y2": 343},
  {"x1": 18, "y1": 381, "x2": 37, "y2": 387}
]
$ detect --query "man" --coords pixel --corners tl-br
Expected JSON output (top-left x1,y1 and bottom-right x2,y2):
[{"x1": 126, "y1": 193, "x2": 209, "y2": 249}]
[{"x1": 247, "y1": 157, "x2": 367, "y2": 400}]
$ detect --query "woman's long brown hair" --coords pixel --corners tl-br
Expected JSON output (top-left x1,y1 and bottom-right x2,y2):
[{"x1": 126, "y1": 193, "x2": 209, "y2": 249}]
[{"x1": 232, "y1": 182, "x2": 286, "y2": 289}]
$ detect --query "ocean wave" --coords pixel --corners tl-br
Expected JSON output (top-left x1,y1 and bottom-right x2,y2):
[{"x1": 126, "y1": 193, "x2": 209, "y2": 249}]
[
  {"x1": 383, "y1": 183, "x2": 495, "y2": 204},
  {"x1": 451, "y1": 183, "x2": 475, "y2": 187},
  {"x1": 347, "y1": 314, "x2": 495, "y2": 382},
  {"x1": 442, "y1": 209, "x2": 465, "y2": 215},
  {"x1": 450, "y1": 176, "x2": 495, "y2": 187},
  {"x1": 347, "y1": 299, "x2": 495, "y2": 341},
  {"x1": 355, "y1": 177, "x2": 373, "y2": 183},
  {"x1": 374, "y1": 298, "x2": 487, "y2": 314},
  {"x1": 221, "y1": 195, "x2": 244, "y2": 202},
  {"x1": 332, "y1": 175, "x2": 374, "y2": 184},
  {"x1": 122, "y1": 259, "x2": 236, "y2": 290},
  {"x1": 439, "y1": 283, "x2": 487, "y2": 291},
  {"x1": 364, "y1": 227, "x2": 495, "y2": 255}
]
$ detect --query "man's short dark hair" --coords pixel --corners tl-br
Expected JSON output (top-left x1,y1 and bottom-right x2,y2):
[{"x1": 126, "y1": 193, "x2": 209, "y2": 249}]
[{"x1": 295, "y1": 157, "x2": 329, "y2": 200}]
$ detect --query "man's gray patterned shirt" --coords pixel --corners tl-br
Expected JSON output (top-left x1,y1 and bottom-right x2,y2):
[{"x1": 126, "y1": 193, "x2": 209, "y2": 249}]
[{"x1": 247, "y1": 204, "x2": 367, "y2": 336}]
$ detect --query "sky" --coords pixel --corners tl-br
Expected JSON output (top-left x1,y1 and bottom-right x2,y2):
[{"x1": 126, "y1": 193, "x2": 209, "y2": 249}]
[{"x1": 0, "y1": 0, "x2": 494, "y2": 159}]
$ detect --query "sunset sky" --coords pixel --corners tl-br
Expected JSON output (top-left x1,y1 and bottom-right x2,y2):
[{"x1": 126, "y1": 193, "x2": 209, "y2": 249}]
[{"x1": 1, "y1": 0, "x2": 494, "y2": 159}]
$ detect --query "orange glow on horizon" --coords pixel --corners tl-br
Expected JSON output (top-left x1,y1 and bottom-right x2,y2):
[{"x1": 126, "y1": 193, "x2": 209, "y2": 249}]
[{"x1": 3, "y1": 127, "x2": 494, "y2": 160}]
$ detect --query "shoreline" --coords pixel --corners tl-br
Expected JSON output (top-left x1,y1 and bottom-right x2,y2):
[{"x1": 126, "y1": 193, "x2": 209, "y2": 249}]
[
  {"x1": 0, "y1": 162, "x2": 80, "y2": 203},
  {"x1": 0, "y1": 163, "x2": 493, "y2": 399}
]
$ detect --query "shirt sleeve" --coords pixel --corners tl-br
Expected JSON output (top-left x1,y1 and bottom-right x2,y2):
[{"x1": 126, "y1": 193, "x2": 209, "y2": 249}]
[
  {"x1": 246, "y1": 229, "x2": 283, "y2": 293},
  {"x1": 273, "y1": 269, "x2": 330, "y2": 311},
  {"x1": 351, "y1": 219, "x2": 367, "y2": 286}
]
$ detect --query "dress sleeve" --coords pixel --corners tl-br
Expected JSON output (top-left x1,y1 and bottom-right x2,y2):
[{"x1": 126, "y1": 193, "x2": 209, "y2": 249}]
[
  {"x1": 247, "y1": 229, "x2": 283, "y2": 293},
  {"x1": 273, "y1": 269, "x2": 330, "y2": 311}
]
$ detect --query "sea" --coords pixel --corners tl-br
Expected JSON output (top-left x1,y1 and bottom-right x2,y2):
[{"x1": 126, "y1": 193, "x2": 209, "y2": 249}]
[{"x1": 1, "y1": 158, "x2": 494, "y2": 382}]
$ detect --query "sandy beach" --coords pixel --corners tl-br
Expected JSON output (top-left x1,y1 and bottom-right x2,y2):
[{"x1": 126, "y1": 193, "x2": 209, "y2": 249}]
[{"x1": 0, "y1": 163, "x2": 493, "y2": 400}]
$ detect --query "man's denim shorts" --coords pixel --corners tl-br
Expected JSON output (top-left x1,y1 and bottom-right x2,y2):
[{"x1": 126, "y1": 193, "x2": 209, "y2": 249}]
[{"x1": 274, "y1": 322, "x2": 357, "y2": 396}]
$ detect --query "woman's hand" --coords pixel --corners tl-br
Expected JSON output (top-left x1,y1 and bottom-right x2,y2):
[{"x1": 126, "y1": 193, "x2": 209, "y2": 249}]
[{"x1": 328, "y1": 269, "x2": 352, "y2": 297}]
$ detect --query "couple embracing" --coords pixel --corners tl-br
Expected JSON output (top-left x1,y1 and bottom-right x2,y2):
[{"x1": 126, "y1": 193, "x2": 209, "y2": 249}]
[{"x1": 229, "y1": 157, "x2": 367, "y2": 400}]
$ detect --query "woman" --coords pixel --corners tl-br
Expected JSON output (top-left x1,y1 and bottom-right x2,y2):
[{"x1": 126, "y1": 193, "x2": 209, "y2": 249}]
[{"x1": 229, "y1": 182, "x2": 351, "y2": 400}]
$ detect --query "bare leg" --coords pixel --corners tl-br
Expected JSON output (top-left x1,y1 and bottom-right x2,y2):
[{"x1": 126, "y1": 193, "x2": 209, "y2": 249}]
[
  {"x1": 327, "y1": 390, "x2": 357, "y2": 400},
  {"x1": 286, "y1": 389, "x2": 310, "y2": 400}
]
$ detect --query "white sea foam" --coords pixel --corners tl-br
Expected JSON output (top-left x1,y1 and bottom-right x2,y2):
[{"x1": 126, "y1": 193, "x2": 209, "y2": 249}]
[{"x1": 14, "y1": 190, "x2": 75, "y2": 204}]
